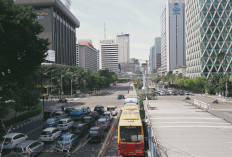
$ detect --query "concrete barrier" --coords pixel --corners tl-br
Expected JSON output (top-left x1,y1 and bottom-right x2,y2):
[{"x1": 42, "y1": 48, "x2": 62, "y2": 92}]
[
  {"x1": 193, "y1": 99, "x2": 210, "y2": 111},
  {"x1": 98, "y1": 110, "x2": 122, "y2": 157}
]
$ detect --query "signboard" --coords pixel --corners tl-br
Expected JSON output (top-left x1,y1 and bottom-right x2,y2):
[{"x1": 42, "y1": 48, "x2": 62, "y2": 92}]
[
  {"x1": 173, "y1": 3, "x2": 181, "y2": 15},
  {"x1": 45, "y1": 50, "x2": 55, "y2": 62}
]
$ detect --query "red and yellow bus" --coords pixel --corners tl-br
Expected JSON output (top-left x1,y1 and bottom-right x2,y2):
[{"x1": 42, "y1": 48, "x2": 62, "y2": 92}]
[{"x1": 118, "y1": 111, "x2": 144, "y2": 156}]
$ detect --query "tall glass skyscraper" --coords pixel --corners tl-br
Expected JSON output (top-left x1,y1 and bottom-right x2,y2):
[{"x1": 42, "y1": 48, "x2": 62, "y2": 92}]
[{"x1": 186, "y1": 0, "x2": 232, "y2": 78}]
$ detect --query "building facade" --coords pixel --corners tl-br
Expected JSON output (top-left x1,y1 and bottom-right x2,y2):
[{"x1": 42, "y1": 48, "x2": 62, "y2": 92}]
[
  {"x1": 16, "y1": 0, "x2": 80, "y2": 66},
  {"x1": 161, "y1": 0, "x2": 186, "y2": 75},
  {"x1": 116, "y1": 34, "x2": 130, "y2": 63},
  {"x1": 99, "y1": 40, "x2": 119, "y2": 74},
  {"x1": 150, "y1": 37, "x2": 161, "y2": 74},
  {"x1": 186, "y1": 0, "x2": 232, "y2": 78},
  {"x1": 78, "y1": 40, "x2": 98, "y2": 72}
]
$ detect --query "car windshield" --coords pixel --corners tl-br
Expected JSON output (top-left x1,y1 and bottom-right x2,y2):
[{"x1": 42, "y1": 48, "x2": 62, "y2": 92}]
[
  {"x1": 42, "y1": 131, "x2": 50, "y2": 135},
  {"x1": 59, "y1": 121, "x2": 66, "y2": 124},
  {"x1": 120, "y1": 126, "x2": 142, "y2": 142},
  {"x1": 98, "y1": 121, "x2": 105, "y2": 125},
  {"x1": 107, "y1": 108, "x2": 115, "y2": 111},
  {"x1": 104, "y1": 113, "x2": 110, "y2": 117}
]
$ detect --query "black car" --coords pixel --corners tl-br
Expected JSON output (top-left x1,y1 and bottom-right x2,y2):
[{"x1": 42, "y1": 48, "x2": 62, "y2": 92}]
[
  {"x1": 81, "y1": 106, "x2": 91, "y2": 115},
  {"x1": 82, "y1": 116, "x2": 95, "y2": 126},
  {"x1": 58, "y1": 98, "x2": 67, "y2": 103},
  {"x1": 43, "y1": 110, "x2": 56, "y2": 121},
  {"x1": 89, "y1": 111, "x2": 100, "y2": 120},
  {"x1": 94, "y1": 105, "x2": 104, "y2": 115},
  {"x1": 179, "y1": 90, "x2": 185, "y2": 95},
  {"x1": 64, "y1": 107, "x2": 75, "y2": 116},
  {"x1": 117, "y1": 94, "x2": 125, "y2": 99},
  {"x1": 72, "y1": 123, "x2": 90, "y2": 138},
  {"x1": 88, "y1": 127, "x2": 104, "y2": 142}
]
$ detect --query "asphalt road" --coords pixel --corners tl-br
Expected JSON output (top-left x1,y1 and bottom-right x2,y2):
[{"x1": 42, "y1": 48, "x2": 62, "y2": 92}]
[{"x1": 3, "y1": 83, "x2": 131, "y2": 157}]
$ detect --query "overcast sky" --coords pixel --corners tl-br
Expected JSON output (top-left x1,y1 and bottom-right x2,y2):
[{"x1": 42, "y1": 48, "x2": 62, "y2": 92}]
[{"x1": 63, "y1": 0, "x2": 167, "y2": 61}]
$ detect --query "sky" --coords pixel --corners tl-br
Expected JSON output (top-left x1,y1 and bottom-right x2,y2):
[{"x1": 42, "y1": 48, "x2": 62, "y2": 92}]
[{"x1": 62, "y1": 0, "x2": 167, "y2": 61}]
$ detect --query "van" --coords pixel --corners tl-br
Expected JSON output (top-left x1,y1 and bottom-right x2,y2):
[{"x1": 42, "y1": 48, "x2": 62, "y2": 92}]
[{"x1": 70, "y1": 109, "x2": 84, "y2": 120}]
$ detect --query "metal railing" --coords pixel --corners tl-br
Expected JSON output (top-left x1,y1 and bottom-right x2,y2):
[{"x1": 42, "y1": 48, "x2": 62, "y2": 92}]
[{"x1": 193, "y1": 99, "x2": 211, "y2": 112}]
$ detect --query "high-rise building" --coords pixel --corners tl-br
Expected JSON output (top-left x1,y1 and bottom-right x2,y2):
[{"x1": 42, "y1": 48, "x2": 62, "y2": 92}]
[
  {"x1": 99, "y1": 40, "x2": 119, "y2": 74},
  {"x1": 16, "y1": 0, "x2": 80, "y2": 66},
  {"x1": 150, "y1": 37, "x2": 161, "y2": 73},
  {"x1": 78, "y1": 40, "x2": 98, "y2": 72},
  {"x1": 76, "y1": 44, "x2": 79, "y2": 66},
  {"x1": 161, "y1": 0, "x2": 186, "y2": 75},
  {"x1": 116, "y1": 34, "x2": 130, "y2": 63},
  {"x1": 186, "y1": 0, "x2": 232, "y2": 78}
]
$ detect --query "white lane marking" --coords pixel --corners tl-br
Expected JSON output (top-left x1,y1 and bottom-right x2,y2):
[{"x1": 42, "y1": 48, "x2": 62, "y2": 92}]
[{"x1": 25, "y1": 125, "x2": 43, "y2": 135}]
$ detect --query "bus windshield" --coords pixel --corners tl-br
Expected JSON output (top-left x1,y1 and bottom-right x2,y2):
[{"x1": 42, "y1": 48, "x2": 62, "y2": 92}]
[{"x1": 120, "y1": 126, "x2": 142, "y2": 142}]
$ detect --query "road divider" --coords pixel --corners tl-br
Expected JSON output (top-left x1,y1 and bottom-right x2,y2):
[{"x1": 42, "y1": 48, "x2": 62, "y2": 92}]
[
  {"x1": 98, "y1": 110, "x2": 122, "y2": 157},
  {"x1": 193, "y1": 99, "x2": 210, "y2": 112}
]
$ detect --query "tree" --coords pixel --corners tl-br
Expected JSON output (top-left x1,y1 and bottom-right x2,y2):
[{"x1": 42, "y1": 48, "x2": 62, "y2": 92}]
[
  {"x1": 194, "y1": 77, "x2": 206, "y2": 93},
  {"x1": 0, "y1": 0, "x2": 49, "y2": 114},
  {"x1": 217, "y1": 51, "x2": 226, "y2": 63},
  {"x1": 184, "y1": 78, "x2": 195, "y2": 91},
  {"x1": 207, "y1": 74, "x2": 221, "y2": 95}
]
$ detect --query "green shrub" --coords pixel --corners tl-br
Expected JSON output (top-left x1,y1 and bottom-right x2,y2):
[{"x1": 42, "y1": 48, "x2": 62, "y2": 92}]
[{"x1": 4, "y1": 105, "x2": 41, "y2": 126}]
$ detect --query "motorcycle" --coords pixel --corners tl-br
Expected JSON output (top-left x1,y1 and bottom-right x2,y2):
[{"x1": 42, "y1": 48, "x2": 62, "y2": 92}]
[
  {"x1": 213, "y1": 99, "x2": 219, "y2": 104},
  {"x1": 185, "y1": 96, "x2": 191, "y2": 100}
]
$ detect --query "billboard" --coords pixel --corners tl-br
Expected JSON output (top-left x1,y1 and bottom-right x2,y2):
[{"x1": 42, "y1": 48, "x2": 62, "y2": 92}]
[{"x1": 45, "y1": 50, "x2": 55, "y2": 62}]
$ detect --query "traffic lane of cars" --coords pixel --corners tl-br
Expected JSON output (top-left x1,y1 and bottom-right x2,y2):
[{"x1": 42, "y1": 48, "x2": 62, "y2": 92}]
[{"x1": 37, "y1": 118, "x2": 115, "y2": 157}]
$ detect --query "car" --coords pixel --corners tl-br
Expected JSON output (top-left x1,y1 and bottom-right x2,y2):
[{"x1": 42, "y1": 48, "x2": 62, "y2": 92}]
[
  {"x1": 43, "y1": 110, "x2": 56, "y2": 121},
  {"x1": 88, "y1": 127, "x2": 104, "y2": 143},
  {"x1": 57, "y1": 118, "x2": 74, "y2": 131},
  {"x1": 0, "y1": 133, "x2": 28, "y2": 149},
  {"x1": 172, "y1": 91, "x2": 178, "y2": 95},
  {"x1": 97, "y1": 118, "x2": 110, "y2": 131},
  {"x1": 58, "y1": 98, "x2": 67, "y2": 103},
  {"x1": 103, "y1": 111, "x2": 113, "y2": 122},
  {"x1": 54, "y1": 111, "x2": 67, "y2": 119},
  {"x1": 184, "y1": 91, "x2": 190, "y2": 95},
  {"x1": 94, "y1": 105, "x2": 104, "y2": 115},
  {"x1": 64, "y1": 107, "x2": 75, "y2": 116},
  {"x1": 56, "y1": 133, "x2": 78, "y2": 151},
  {"x1": 39, "y1": 128, "x2": 61, "y2": 142},
  {"x1": 160, "y1": 91, "x2": 165, "y2": 96},
  {"x1": 89, "y1": 111, "x2": 100, "y2": 120},
  {"x1": 43, "y1": 117, "x2": 60, "y2": 128},
  {"x1": 72, "y1": 123, "x2": 91, "y2": 138},
  {"x1": 70, "y1": 109, "x2": 84, "y2": 120},
  {"x1": 81, "y1": 106, "x2": 91, "y2": 115},
  {"x1": 179, "y1": 90, "x2": 185, "y2": 95},
  {"x1": 107, "y1": 106, "x2": 118, "y2": 116},
  {"x1": 165, "y1": 91, "x2": 170, "y2": 95},
  {"x1": 81, "y1": 116, "x2": 95, "y2": 126},
  {"x1": 117, "y1": 94, "x2": 125, "y2": 99},
  {"x1": 10, "y1": 140, "x2": 44, "y2": 157}
]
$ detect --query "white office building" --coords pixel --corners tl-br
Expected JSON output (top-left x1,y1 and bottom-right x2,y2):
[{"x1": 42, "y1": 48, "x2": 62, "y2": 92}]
[
  {"x1": 161, "y1": 0, "x2": 186, "y2": 75},
  {"x1": 186, "y1": 0, "x2": 232, "y2": 78},
  {"x1": 78, "y1": 40, "x2": 98, "y2": 72},
  {"x1": 116, "y1": 34, "x2": 130, "y2": 63},
  {"x1": 149, "y1": 37, "x2": 161, "y2": 73},
  {"x1": 99, "y1": 40, "x2": 119, "y2": 74}
]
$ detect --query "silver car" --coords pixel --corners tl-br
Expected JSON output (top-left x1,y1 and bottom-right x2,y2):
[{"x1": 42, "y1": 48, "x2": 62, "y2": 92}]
[
  {"x1": 11, "y1": 140, "x2": 44, "y2": 157},
  {"x1": 0, "y1": 133, "x2": 28, "y2": 149}
]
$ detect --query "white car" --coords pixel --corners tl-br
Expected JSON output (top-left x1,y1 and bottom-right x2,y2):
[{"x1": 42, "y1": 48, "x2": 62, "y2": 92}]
[
  {"x1": 103, "y1": 111, "x2": 113, "y2": 122},
  {"x1": 57, "y1": 118, "x2": 74, "y2": 131},
  {"x1": 39, "y1": 127, "x2": 61, "y2": 142},
  {"x1": 0, "y1": 133, "x2": 28, "y2": 149},
  {"x1": 107, "y1": 106, "x2": 118, "y2": 116}
]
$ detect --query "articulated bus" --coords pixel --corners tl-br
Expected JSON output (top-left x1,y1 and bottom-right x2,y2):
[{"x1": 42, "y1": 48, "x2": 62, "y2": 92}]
[{"x1": 118, "y1": 111, "x2": 144, "y2": 156}]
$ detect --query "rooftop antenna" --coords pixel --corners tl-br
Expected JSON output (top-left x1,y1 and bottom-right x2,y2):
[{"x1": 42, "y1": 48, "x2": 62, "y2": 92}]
[
  {"x1": 65, "y1": 0, "x2": 71, "y2": 10},
  {"x1": 104, "y1": 22, "x2": 106, "y2": 40}
]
